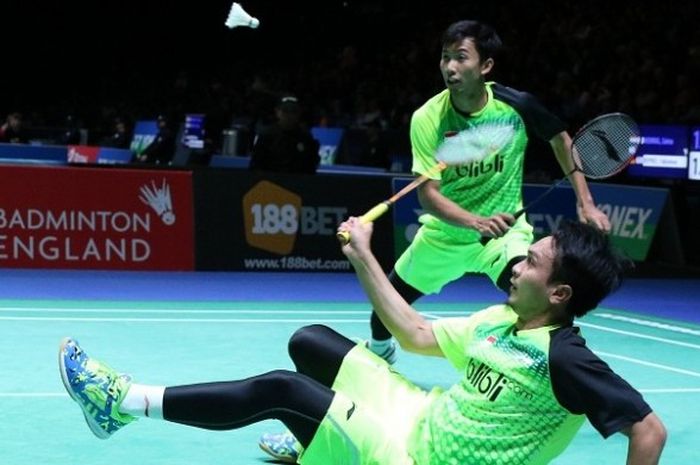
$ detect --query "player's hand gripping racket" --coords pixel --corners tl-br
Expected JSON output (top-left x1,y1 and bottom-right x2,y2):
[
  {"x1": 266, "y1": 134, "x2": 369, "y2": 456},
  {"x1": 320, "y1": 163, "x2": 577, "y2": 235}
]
[
  {"x1": 338, "y1": 124, "x2": 515, "y2": 244},
  {"x1": 480, "y1": 112, "x2": 640, "y2": 245}
]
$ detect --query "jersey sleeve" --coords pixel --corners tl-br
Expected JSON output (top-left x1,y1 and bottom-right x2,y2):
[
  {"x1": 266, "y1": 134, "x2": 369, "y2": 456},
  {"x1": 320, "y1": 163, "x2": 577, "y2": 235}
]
[
  {"x1": 432, "y1": 316, "x2": 478, "y2": 370},
  {"x1": 492, "y1": 83, "x2": 566, "y2": 142},
  {"x1": 549, "y1": 327, "x2": 652, "y2": 438}
]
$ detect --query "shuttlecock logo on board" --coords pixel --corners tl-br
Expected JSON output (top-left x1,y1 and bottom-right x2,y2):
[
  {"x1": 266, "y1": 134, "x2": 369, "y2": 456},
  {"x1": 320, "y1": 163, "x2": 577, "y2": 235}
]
[
  {"x1": 139, "y1": 179, "x2": 176, "y2": 225},
  {"x1": 243, "y1": 181, "x2": 301, "y2": 255}
]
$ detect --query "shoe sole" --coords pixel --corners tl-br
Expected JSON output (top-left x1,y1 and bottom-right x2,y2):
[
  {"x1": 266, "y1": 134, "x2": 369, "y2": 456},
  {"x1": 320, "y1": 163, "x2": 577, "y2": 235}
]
[
  {"x1": 258, "y1": 442, "x2": 298, "y2": 463},
  {"x1": 58, "y1": 337, "x2": 111, "y2": 440}
]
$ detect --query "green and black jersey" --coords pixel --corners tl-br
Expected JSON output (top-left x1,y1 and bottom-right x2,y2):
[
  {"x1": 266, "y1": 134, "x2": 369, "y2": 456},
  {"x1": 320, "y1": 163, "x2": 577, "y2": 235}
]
[
  {"x1": 408, "y1": 305, "x2": 651, "y2": 465},
  {"x1": 410, "y1": 82, "x2": 566, "y2": 242}
]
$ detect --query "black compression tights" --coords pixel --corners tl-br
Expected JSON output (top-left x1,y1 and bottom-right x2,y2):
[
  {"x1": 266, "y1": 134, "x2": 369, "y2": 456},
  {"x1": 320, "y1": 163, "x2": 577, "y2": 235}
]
[{"x1": 162, "y1": 325, "x2": 355, "y2": 448}]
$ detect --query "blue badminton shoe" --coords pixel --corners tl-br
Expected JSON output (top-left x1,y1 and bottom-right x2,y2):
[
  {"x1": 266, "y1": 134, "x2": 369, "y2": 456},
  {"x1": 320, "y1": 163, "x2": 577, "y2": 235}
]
[
  {"x1": 259, "y1": 430, "x2": 301, "y2": 463},
  {"x1": 58, "y1": 337, "x2": 136, "y2": 439}
]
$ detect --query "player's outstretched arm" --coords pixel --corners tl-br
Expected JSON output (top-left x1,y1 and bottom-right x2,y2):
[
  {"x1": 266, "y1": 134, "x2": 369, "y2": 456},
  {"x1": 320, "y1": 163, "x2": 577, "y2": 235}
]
[
  {"x1": 338, "y1": 217, "x2": 442, "y2": 356},
  {"x1": 621, "y1": 412, "x2": 666, "y2": 465}
]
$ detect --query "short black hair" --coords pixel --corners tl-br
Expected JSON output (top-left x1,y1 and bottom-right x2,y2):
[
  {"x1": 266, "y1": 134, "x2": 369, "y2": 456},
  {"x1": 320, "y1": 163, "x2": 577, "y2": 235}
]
[
  {"x1": 550, "y1": 220, "x2": 633, "y2": 318},
  {"x1": 442, "y1": 20, "x2": 502, "y2": 62}
]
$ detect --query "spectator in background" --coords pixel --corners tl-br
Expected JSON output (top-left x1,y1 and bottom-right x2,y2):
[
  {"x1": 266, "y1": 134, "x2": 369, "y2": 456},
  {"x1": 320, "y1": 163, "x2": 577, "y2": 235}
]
[
  {"x1": 359, "y1": 118, "x2": 392, "y2": 170},
  {"x1": 249, "y1": 96, "x2": 320, "y2": 175},
  {"x1": 60, "y1": 114, "x2": 82, "y2": 145},
  {"x1": 0, "y1": 112, "x2": 27, "y2": 143},
  {"x1": 134, "y1": 115, "x2": 176, "y2": 165},
  {"x1": 101, "y1": 117, "x2": 132, "y2": 149}
]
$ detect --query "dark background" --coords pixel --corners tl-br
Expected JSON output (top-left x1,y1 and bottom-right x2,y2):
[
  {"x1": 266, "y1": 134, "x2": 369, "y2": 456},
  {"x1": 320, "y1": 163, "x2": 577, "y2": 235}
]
[{"x1": 2, "y1": 0, "x2": 699, "y2": 272}]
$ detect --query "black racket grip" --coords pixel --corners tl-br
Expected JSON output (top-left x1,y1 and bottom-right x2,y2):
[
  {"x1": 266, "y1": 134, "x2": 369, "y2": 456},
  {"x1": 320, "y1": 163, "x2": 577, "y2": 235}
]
[{"x1": 478, "y1": 208, "x2": 526, "y2": 246}]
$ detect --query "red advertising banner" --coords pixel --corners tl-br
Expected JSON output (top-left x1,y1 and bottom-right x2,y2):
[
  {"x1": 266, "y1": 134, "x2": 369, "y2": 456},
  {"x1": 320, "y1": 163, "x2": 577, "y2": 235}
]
[
  {"x1": 67, "y1": 145, "x2": 100, "y2": 164},
  {"x1": 0, "y1": 165, "x2": 194, "y2": 270}
]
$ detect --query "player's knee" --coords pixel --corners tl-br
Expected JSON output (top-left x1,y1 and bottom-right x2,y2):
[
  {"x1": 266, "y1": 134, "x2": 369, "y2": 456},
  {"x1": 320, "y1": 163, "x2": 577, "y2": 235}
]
[{"x1": 288, "y1": 324, "x2": 331, "y2": 360}]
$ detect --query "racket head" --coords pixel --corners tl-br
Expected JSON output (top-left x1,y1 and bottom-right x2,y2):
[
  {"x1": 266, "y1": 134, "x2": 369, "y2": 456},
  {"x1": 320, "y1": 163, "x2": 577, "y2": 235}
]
[
  {"x1": 435, "y1": 122, "x2": 515, "y2": 166},
  {"x1": 571, "y1": 112, "x2": 640, "y2": 179}
]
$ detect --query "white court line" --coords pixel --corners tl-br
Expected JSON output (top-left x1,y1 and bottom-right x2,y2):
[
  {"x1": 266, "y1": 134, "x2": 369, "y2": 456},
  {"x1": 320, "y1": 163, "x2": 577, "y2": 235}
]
[
  {"x1": 639, "y1": 388, "x2": 700, "y2": 393},
  {"x1": 577, "y1": 322, "x2": 700, "y2": 350},
  {"x1": 596, "y1": 351, "x2": 700, "y2": 378},
  {"x1": 594, "y1": 312, "x2": 700, "y2": 336},
  {"x1": 2, "y1": 313, "x2": 699, "y2": 351},
  {"x1": 0, "y1": 308, "x2": 370, "y2": 315},
  {"x1": 0, "y1": 316, "x2": 367, "y2": 323},
  {"x1": 425, "y1": 311, "x2": 700, "y2": 350}
]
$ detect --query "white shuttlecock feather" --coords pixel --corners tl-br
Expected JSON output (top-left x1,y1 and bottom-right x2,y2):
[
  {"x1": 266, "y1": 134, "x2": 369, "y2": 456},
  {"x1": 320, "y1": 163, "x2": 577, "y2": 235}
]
[
  {"x1": 225, "y1": 2, "x2": 259, "y2": 29},
  {"x1": 436, "y1": 123, "x2": 515, "y2": 166}
]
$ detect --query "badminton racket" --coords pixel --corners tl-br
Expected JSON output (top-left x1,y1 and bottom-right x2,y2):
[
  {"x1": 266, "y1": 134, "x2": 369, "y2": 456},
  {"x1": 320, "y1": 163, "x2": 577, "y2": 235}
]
[
  {"x1": 338, "y1": 123, "x2": 515, "y2": 244},
  {"x1": 480, "y1": 112, "x2": 640, "y2": 245}
]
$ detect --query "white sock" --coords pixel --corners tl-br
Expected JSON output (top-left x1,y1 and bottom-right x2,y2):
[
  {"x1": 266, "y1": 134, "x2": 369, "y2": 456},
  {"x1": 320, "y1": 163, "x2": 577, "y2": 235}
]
[
  {"x1": 369, "y1": 337, "x2": 393, "y2": 352},
  {"x1": 119, "y1": 384, "x2": 166, "y2": 420}
]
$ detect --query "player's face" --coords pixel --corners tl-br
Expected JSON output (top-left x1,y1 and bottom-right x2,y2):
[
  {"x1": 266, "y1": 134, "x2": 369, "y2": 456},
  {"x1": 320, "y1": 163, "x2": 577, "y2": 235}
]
[
  {"x1": 440, "y1": 38, "x2": 491, "y2": 94},
  {"x1": 507, "y1": 237, "x2": 558, "y2": 319}
]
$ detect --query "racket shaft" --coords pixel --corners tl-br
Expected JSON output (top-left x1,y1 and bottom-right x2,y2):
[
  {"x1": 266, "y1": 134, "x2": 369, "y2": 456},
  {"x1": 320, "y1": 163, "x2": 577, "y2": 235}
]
[
  {"x1": 337, "y1": 162, "x2": 445, "y2": 244},
  {"x1": 387, "y1": 162, "x2": 445, "y2": 203}
]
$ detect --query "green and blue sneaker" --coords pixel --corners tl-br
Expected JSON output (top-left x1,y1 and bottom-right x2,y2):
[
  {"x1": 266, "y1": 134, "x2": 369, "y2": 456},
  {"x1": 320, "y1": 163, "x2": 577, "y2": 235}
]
[
  {"x1": 58, "y1": 337, "x2": 136, "y2": 439},
  {"x1": 259, "y1": 430, "x2": 301, "y2": 463},
  {"x1": 367, "y1": 339, "x2": 397, "y2": 365}
]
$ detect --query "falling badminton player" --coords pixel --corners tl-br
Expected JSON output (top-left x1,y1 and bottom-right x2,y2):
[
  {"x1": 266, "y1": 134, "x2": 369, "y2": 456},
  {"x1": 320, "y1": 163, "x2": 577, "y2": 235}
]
[{"x1": 58, "y1": 220, "x2": 665, "y2": 465}]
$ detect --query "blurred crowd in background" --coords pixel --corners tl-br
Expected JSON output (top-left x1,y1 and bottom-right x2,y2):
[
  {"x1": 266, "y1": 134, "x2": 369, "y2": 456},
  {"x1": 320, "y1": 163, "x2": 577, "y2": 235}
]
[{"x1": 1, "y1": 1, "x2": 699, "y2": 169}]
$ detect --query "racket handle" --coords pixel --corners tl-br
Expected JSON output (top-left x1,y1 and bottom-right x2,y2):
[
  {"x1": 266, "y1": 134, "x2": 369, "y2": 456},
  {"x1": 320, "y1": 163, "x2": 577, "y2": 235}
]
[
  {"x1": 337, "y1": 201, "x2": 391, "y2": 245},
  {"x1": 479, "y1": 208, "x2": 527, "y2": 246}
]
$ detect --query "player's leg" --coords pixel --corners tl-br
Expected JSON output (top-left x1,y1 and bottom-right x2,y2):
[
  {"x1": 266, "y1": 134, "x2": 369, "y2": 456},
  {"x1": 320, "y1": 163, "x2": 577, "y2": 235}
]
[
  {"x1": 58, "y1": 337, "x2": 332, "y2": 448},
  {"x1": 268, "y1": 341, "x2": 432, "y2": 465},
  {"x1": 262, "y1": 324, "x2": 429, "y2": 463},
  {"x1": 287, "y1": 324, "x2": 356, "y2": 387}
]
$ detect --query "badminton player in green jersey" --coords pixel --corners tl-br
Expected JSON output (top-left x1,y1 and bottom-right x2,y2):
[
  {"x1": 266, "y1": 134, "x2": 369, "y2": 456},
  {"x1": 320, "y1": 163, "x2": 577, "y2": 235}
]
[
  {"x1": 59, "y1": 219, "x2": 665, "y2": 465},
  {"x1": 363, "y1": 19, "x2": 612, "y2": 365}
]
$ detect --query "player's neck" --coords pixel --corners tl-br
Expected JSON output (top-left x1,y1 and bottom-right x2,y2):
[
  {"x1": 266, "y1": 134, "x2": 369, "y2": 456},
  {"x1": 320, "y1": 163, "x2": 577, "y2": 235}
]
[
  {"x1": 450, "y1": 86, "x2": 488, "y2": 115},
  {"x1": 515, "y1": 308, "x2": 569, "y2": 331}
]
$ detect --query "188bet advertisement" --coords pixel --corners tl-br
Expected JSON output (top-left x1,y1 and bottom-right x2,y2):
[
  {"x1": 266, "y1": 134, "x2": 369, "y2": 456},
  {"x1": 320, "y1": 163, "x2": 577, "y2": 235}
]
[{"x1": 193, "y1": 170, "x2": 395, "y2": 271}]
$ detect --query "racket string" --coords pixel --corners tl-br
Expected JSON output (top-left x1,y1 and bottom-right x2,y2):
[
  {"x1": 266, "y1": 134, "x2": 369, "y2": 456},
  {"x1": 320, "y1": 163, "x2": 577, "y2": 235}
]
[{"x1": 573, "y1": 114, "x2": 640, "y2": 179}]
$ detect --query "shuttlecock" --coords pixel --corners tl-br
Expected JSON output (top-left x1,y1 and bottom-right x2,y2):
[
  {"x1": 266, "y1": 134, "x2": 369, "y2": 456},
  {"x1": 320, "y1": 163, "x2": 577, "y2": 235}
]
[{"x1": 225, "y1": 2, "x2": 259, "y2": 29}]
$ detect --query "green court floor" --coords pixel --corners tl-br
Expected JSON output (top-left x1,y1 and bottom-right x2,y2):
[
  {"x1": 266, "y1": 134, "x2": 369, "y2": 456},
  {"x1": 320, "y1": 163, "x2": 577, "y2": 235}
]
[{"x1": 1, "y1": 299, "x2": 698, "y2": 464}]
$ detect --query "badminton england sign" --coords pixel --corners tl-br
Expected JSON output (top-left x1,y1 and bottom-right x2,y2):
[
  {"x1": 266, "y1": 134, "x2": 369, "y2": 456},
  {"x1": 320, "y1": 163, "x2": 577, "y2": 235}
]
[{"x1": 0, "y1": 165, "x2": 194, "y2": 270}]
